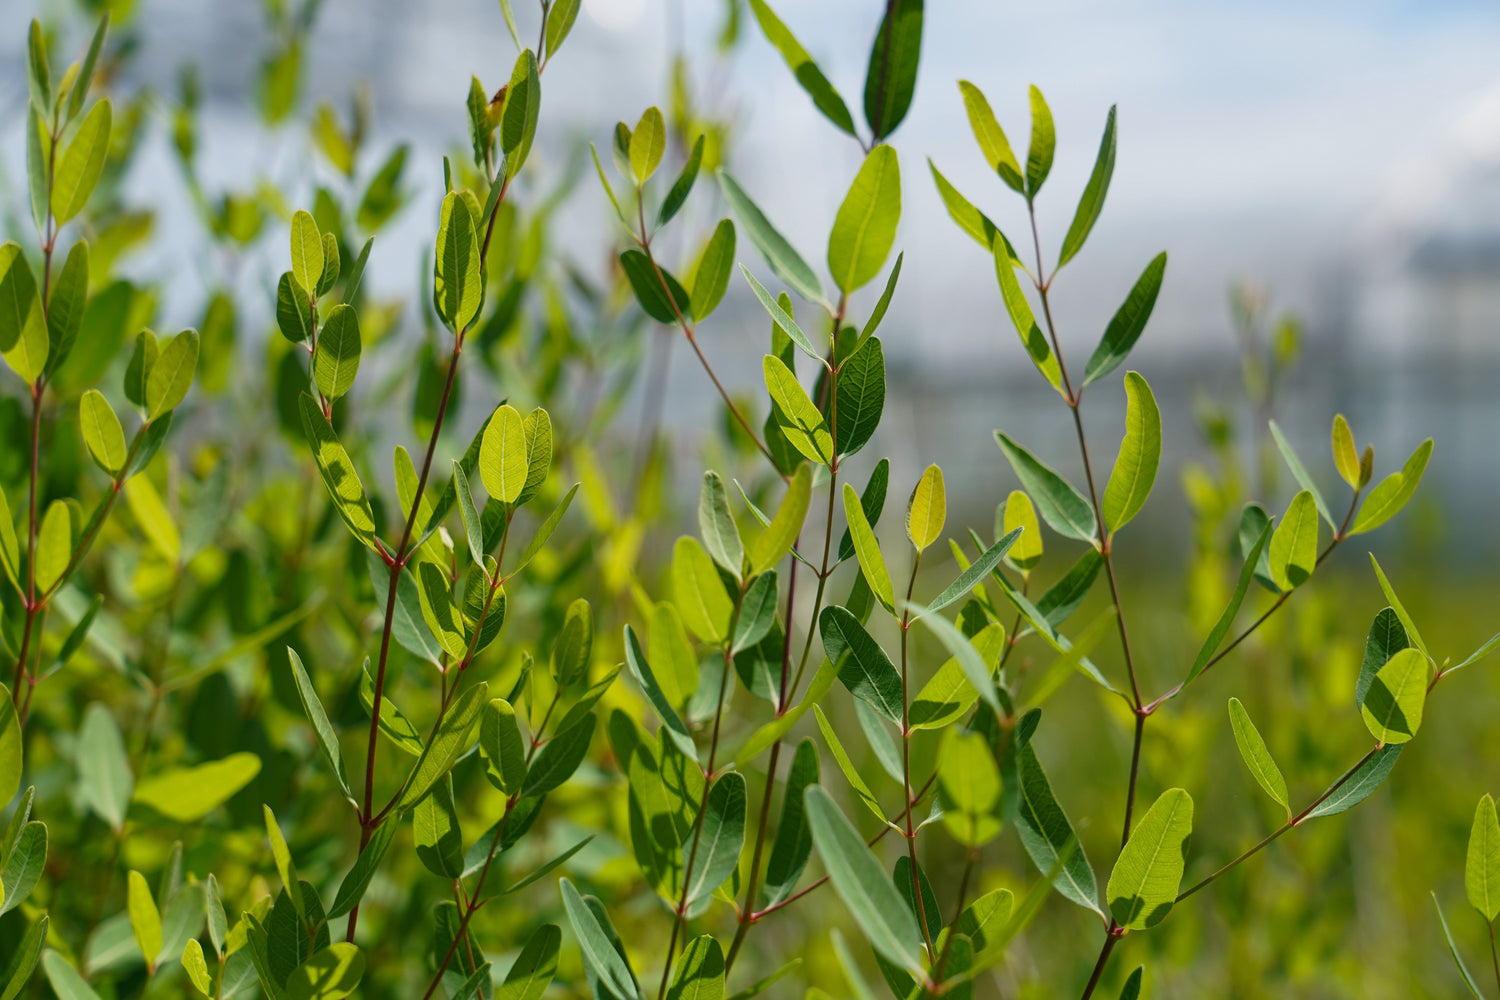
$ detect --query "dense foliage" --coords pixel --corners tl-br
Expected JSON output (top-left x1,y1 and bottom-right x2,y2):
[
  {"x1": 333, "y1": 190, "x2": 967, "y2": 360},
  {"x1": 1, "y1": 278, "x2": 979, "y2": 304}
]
[{"x1": 1, "y1": 2, "x2": 1497, "y2": 999}]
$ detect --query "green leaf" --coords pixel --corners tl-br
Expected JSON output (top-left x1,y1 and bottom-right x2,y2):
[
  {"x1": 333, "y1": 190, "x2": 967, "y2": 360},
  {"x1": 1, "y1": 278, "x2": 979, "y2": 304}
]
[
  {"x1": 414, "y1": 775, "x2": 464, "y2": 878},
  {"x1": 1332, "y1": 414, "x2": 1360, "y2": 489},
  {"x1": 672, "y1": 536, "x2": 734, "y2": 644},
  {"x1": 1016, "y1": 745, "x2": 1102, "y2": 916},
  {"x1": 623, "y1": 625, "x2": 696, "y2": 762},
  {"x1": 284, "y1": 943, "x2": 364, "y2": 1000},
  {"x1": 299, "y1": 395, "x2": 379, "y2": 550},
  {"x1": 1107, "y1": 788, "x2": 1192, "y2": 929},
  {"x1": 497, "y1": 923, "x2": 561, "y2": 1000},
  {"x1": 958, "y1": 81, "x2": 1022, "y2": 191},
  {"x1": 667, "y1": 936, "x2": 724, "y2": 1000},
  {"x1": 479, "y1": 698, "x2": 526, "y2": 795},
  {"x1": 1350, "y1": 438, "x2": 1434, "y2": 536},
  {"x1": 828, "y1": 145, "x2": 902, "y2": 294},
  {"x1": 1359, "y1": 647, "x2": 1427, "y2": 745},
  {"x1": 77, "y1": 703, "x2": 132, "y2": 832},
  {"x1": 649, "y1": 603, "x2": 699, "y2": 711},
  {"x1": 80, "y1": 390, "x2": 126, "y2": 476},
  {"x1": 0, "y1": 822, "x2": 45, "y2": 916},
  {"x1": 842, "y1": 482, "x2": 893, "y2": 613},
  {"x1": 909, "y1": 627, "x2": 999, "y2": 729},
  {"x1": 1268, "y1": 421, "x2": 1335, "y2": 529},
  {"x1": 734, "y1": 571, "x2": 780, "y2": 652},
  {"x1": 480, "y1": 403, "x2": 529, "y2": 505},
  {"x1": 124, "y1": 329, "x2": 158, "y2": 408},
  {"x1": 749, "y1": 463, "x2": 812, "y2": 575},
  {"x1": 146, "y1": 328, "x2": 198, "y2": 420},
  {"x1": 452, "y1": 463, "x2": 484, "y2": 566},
  {"x1": 993, "y1": 246, "x2": 1064, "y2": 396},
  {"x1": 1084, "y1": 255, "x2": 1166, "y2": 386},
  {"x1": 856, "y1": 253, "x2": 903, "y2": 350},
  {"x1": 813, "y1": 706, "x2": 886, "y2": 824},
  {"x1": 45, "y1": 240, "x2": 89, "y2": 375},
  {"x1": 1101, "y1": 371, "x2": 1160, "y2": 533},
  {"x1": 313, "y1": 304, "x2": 360, "y2": 400},
  {"x1": 398, "y1": 682, "x2": 488, "y2": 810},
  {"x1": 928, "y1": 161, "x2": 1005, "y2": 253},
  {"x1": 906, "y1": 464, "x2": 945, "y2": 552},
  {"x1": 519, "y1": 406, "x2": 553, "y2": 506},
  {"x1": 862, "y1": 0, "x2": 922, "y2": 140},
  {"x1": 1268, "y1": 489, "x2": 1318, "y2": 591},
  {"x1": 0, "y1": 689, "x2": 19, "y2": 806},
  {"x1": 318, "y1": 232, "x2": 341, "y2": 295},
  {"x1": 1369, "y1": 554, "x2": 1430, "y2": 662},
  {"x1": 287, "y1": 648, "x2": 350, "y2": 798},
  {"x1": 1057, "y1": 106, "x2": 1117, "y2": 269},
  {"x1": 289, "y1": 210, "x2": 323, "y2": 298},
  {"x1": 698, "y1": 472, "x2": 744, "y2": 580},
  {"x1": 277, "y1": 271, "x2": 313, "y2": 344},
  {"x1": 1227, "y1": 698, "x2": 1289, "y2": 815},
  {"x1": 33, "y1": 501, "x2": 71, "y2": 593},
  {"x1": 1466, "y1": 794, "x2": 1500, "y2": 923},
  {"x1": 1356, "y1": 607, "x2": 1409, "y2": 710},
  {"x1": 995, "y1": 433, "x2": 1096, "y2": 543},
  {"x1": 764, "y1": 355, "x2": 833, "y2": 465},
  {"x1": 719, "y1": 171, "x2": 823, "y2": 305},
  {"x1": 0, "y1": 243, "x2": 48, "y2": 384},
  {"x1": 741, "y1": 266, "x2": 821, "y2": 362},
  {"x1": 629, "y1": 106, "x2": 666, "y2": 185},
  {"x1": 657, "y1": 134, "x2": 705, "y2": 228},
  {"x1": 621, "y1": 249, "x2": 691, "y2": 324},
  {"x1": 685, "y1": 772, "x2": 746, "y2": 904},
  {"x1": 522, "y1": 712, "x2": 595, "y2": 797},
  {"x1": 689, "y1": 220, "x2": 735, "y2": 322},
  {"x1": 763, "y1": 739, "x2": 819, "y2": 906},
  {"x1": 51, "y1": 99, "x2": 112, "y2": 223},
  {"x1": 805, "y1": 785, "x2": 925, "y2": 976},
  {"x1": 746, "y1": 0, "x2": 856, "y2": 137},
  {"x1": 938, "y1": 729, "x2": 1003, "y2": 847},
  {"x1": 127, "y1": 870, "x2": 163, "y2": 966},
  {"x1": 820, "y1": 606, "x2": 902, "y2": 724},
  {"x1": 434, "y1": 192, "x2": 483, "y2": 332},
  {"x1": 1305, "y1": 745, "x2": 1402, "y2": 819},
  {"x1": 25, "y1": 20, "x2": 49, "y2": 117},
  {"x1": 66, "y1": 17, "x2": 106, "y2": 119},
  {"x1": 501, "y1": 49, "x2": 540, "y2": 180},
  {"x1": 417, "y1": 562, "x2": 465, "y2": 658},
  {"x1": 1433, "y1": 892, "x2": 1487, "y2": 999},
  {"x1": 182, "y1": 940, "x2": 212, "y2": 997},
  {"x1": 42, "y1": 953, "x2": 100, "y2": 1000},
  {"x1": 1025, "y1": 85, "x2": 1055, "y2": 196},
  {"x1": 834, "y1": 336, "x2": 885, "y2": 459},
  {"x1": 1, "y1": 914, "x2": 47, "y2": 1000},
  {"x1": 1118, "y1": 968, "x2": 1143, "y2": 1000},
  {"x1": 1182, "y1": 520, "x2": 1271, "y2": 687},
  {"x1": 264, "y1": 804, "x2": 303, "y2": 919},
  {"x1": 328, "y1": 819, "x2": 397, "y2": 918},
  {"x1": 561, "y1": 884, "x2": 639, "y2": 1000}
]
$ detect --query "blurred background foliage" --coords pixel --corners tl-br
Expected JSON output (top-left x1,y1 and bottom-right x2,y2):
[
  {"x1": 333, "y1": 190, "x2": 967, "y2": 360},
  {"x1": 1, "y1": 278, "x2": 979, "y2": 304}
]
[{"x1": 0, "y1": 1, "x2": 1496, "y2": 998}]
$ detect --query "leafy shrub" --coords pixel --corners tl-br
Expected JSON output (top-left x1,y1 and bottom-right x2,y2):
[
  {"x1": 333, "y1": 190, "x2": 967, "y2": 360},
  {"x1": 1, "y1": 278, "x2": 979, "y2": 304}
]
[{"x1": 1, "y1": 3, "x2": 1495, "y2": 1000}]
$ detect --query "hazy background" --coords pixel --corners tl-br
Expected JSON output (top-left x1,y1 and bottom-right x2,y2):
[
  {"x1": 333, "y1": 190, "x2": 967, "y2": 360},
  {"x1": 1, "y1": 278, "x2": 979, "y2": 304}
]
[{"x1": 4, "y1": 0, "x2": 1499, "y2": 560}]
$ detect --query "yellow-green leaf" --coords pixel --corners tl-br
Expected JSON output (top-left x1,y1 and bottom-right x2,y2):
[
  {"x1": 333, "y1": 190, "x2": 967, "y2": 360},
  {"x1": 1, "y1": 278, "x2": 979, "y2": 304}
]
[
  {"x1": 763, "y1": 355, "x2": 832, "y2": 465},
  {"x1": 1102, "y1": 371, "x2": 1160, "y2": 533},
  {"x1": 79, "y1": 390, "x2": 126, "y2": 476},
  {"x1": 629, "y1": 106, "x2": 666, "y2": 185},
  {"x1": 827, "y1": 144, "x2": 901, "y2": 294},
  {"x1": 1332, "y1": 414, "x2": 1359, "y2": 490},
  {"x1": 843, "y1": 482, "x2": 893, "y2": 613},
  {"x1": 1349, "y1": 438, "x2": 1433, "y2": 536},
  {"x1": 1268, "y1": 490, "x2": 1317, "y2": 591},
  {"x1": 125, "y1": 476, "x2": 180, "y2": 562},
  {"x1": 1466, "y1": 794, "x2": 1500, "y2": 923},
  {"x1": 34, "y1": 501, "x2": 72, "y2": 593},
  {"x1": 181, "y1": 939, "x2": 212, "y2": 997},
  {"x1": 906, "y1": 464, "x2": 945, "y2": 552},
  {"x1": 127, "y1": 870, "x2": 163, "y2": 967},
  {"x1": 1359, "y1": 646, "x2": 1427, "y2": 745},
  {"x1": 749, "y1": 462, "x2": 812, "y2": 575},
  {"x1": 289, "y1": 210, "x2": 323, "y2": 298},
  {"x1": 1003, "y1": 490, "x2": 1043, "y2": 573},
  {"x1": 1227, "y1": 698, "x2": 1288, "y2": 815},
  {"x1": 133, "y1": 752, "x2": 262, "y2": 821},
  {"x1": 51, "y1": 99, "x2": 112, "y2": 223},
  {"x1": 958, "y1": 80, "x2": 1022, "y2": 191},
  {"x1": 1107, "y1": 788, "x2": 1193, "y2": 929},
  {"x1": 0, "y1": 242, "x2": 48, "y2": 384},
  {"x1": 480, "y1": 403, "x2": 528, "y2": 504},
  {"x1": 672, "y1": 536, "x2": 733, "y2": 644},
  {"x1": 994, "y1": 242, "x2": 1063, "y2": 396},
  {"x1": 145, "y1": 328, "x2": 199, "y2": 419}
]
